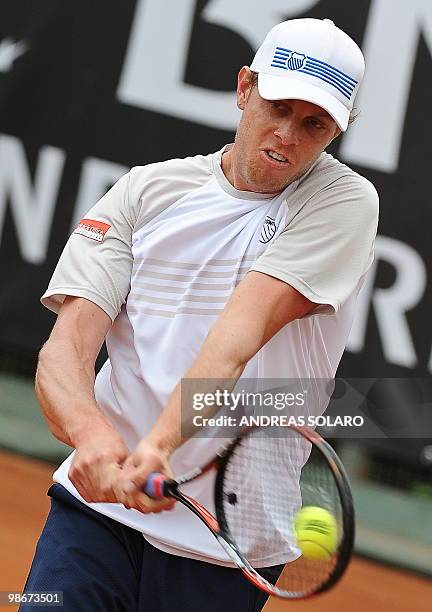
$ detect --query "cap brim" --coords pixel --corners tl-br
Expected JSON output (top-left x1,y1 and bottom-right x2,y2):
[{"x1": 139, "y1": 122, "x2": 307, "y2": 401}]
[{"x1": 257, "y1": 72, "x2": 350, "y2": 132}]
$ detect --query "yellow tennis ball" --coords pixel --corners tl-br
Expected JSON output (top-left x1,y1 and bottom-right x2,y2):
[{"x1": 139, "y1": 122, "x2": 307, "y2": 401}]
[{"x1": 294, "y1": 506, "x2": 338, "y2": 561}]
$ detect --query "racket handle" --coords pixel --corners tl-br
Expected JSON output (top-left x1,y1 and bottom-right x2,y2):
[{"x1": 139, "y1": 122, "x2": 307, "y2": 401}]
[{"x1": 142, "y1": 472, "x2": 168, "y2": 499}]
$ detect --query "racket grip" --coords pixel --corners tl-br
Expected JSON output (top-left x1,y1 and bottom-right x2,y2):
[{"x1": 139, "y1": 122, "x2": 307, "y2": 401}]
[{"x1": 142, "y1": 472, "x2": 168, "y2": 499}]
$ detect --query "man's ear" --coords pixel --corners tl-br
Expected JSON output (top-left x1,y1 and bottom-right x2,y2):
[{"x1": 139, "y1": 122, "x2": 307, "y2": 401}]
[{"x1": 237, "y1": 66, "x2": 254, "y2": 111}]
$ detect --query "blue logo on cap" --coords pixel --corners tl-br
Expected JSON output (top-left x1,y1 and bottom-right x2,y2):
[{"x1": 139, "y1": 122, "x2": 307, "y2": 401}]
[
  {"x1": 286, "y1": 52, "x2": 306, "y2": 71},
  {"x1": 271, "y1": 46, "x2": 358, "y2": 100}
]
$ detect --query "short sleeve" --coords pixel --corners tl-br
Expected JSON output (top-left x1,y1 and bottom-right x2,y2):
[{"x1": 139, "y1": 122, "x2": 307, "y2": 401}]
[
  {"x1": 41, "y1": 171, "x2": 136, "y2": 321},
  {"x1": 250, "y1": 176, "x2": 379, "y2": 314}
]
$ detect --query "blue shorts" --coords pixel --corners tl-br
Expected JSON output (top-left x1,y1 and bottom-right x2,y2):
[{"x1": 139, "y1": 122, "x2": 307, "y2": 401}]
[{"x1": 21, "y1": 484, "x2": 281, "y2": 612}]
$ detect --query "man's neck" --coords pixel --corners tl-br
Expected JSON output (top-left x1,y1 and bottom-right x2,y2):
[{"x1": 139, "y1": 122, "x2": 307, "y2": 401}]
[
  {"x1": 221, "y1": 145, "x2": 277, "y2": 194},
  {"x1": 220, "y1": 145, "x2": 236, "y2": 188}
]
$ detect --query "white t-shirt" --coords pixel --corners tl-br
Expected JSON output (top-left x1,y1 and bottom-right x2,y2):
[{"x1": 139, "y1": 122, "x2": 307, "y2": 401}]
[{"x1": 41, "y1": 146, "x2": 379, "y2": 565}]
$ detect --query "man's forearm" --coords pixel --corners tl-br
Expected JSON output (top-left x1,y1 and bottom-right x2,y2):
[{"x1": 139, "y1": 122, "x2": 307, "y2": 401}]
[
  {"x1": 36, "y1": 339, "x2": 121, "y2": 448},
  {"x1": 145, "y1": 273, "x2": 313, "y2": 456}
]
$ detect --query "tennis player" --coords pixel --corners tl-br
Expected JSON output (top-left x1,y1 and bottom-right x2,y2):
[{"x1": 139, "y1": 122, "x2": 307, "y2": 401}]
[{"x1": 23, "y1": 18, "x2": 378, "y2": 612}]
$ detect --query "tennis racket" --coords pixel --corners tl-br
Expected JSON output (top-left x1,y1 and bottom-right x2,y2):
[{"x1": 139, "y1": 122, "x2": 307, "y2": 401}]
[{"x1": 143, "y1": 425, "x2": 354, "y2": 600}]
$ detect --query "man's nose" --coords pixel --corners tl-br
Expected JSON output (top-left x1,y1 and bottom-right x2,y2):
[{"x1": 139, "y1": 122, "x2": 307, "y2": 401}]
[{"x1": 274, "y1": 121, "x2": 300, "y2": 146}]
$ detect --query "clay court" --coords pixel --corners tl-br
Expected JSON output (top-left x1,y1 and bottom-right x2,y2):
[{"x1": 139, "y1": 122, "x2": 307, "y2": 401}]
[{"x1": 1, "y1": 451, "x2": 431, "y2": 612}]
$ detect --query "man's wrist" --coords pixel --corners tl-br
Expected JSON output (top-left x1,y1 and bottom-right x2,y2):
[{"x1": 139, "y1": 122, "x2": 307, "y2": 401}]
[
  {"x1": 69, "y1": 413, "x2": 123, "y2": 448},
  {"x1": 145, "y1": 431, "x2": 180, "y2": 457}
]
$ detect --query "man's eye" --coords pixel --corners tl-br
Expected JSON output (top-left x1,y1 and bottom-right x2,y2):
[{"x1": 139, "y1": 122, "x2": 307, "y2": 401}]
[
  {"x1": 309, "y1": 119, "x2": 325, "y2": 129},
  {"x1": 271, "y1": 102, "x2": 284, "y2": 111}
]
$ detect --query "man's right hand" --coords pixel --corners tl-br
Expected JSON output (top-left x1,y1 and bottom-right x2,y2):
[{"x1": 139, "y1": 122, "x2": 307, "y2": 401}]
[{"x1": 68, "y1": 431, "x2": 129, "y2": 503}]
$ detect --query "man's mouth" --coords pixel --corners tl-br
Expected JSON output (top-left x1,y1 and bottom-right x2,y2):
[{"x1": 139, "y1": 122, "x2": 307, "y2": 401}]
[{"x1": 264, "y1": 150, "x2": 291, "y2": 165}]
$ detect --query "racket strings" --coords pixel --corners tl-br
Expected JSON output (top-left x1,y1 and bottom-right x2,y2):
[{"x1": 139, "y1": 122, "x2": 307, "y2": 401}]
[{"x1": 219, "y1": 429, "x2": 343, "y2": 596}]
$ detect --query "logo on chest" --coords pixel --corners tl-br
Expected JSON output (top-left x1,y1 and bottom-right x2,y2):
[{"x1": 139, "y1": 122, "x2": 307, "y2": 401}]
[{"x1": 259, "y1": 216, "x2": 278, "y2": 244}]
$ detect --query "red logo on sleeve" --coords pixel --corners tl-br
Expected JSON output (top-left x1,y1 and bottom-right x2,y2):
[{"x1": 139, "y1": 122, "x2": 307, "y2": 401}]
[{"x1": 74, "y1": 218, "x2": 111, "y2": 242}]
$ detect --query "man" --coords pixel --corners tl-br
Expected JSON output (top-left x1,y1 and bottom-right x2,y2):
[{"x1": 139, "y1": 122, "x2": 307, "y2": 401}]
[{"x1": 23, "y1": 18, "x2": 378, "y2": 612}]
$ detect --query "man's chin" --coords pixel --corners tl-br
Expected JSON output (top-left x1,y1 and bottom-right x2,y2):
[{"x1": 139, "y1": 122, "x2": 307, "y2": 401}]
[
  {"x1": 242, "y1": 161, "x2": 297, "y2": 194},
  {"x1": 251, "y1": 175, "x2": 296, "y2": 195}
]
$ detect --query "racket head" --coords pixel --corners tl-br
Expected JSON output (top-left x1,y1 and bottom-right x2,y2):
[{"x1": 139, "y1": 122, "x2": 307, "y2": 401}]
[{"x1": 213, "y1": 425, "x2": 355, "y2": 599}]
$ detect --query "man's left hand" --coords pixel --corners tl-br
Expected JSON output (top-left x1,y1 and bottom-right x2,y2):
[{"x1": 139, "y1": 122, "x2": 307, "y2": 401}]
[{"x1": 113, "y1": 439, "x2": 176, "y2": 514}]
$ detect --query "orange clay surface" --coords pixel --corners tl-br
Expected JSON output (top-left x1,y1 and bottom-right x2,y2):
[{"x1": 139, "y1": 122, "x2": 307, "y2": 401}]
[{"x1": 0, "y1": 450, "x2": 431, "y2": 612}]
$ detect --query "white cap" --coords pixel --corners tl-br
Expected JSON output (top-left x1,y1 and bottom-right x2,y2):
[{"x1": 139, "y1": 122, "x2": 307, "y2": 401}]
[{"x1": 250, "y1": 18, "x2": 365, "y2": 131}]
